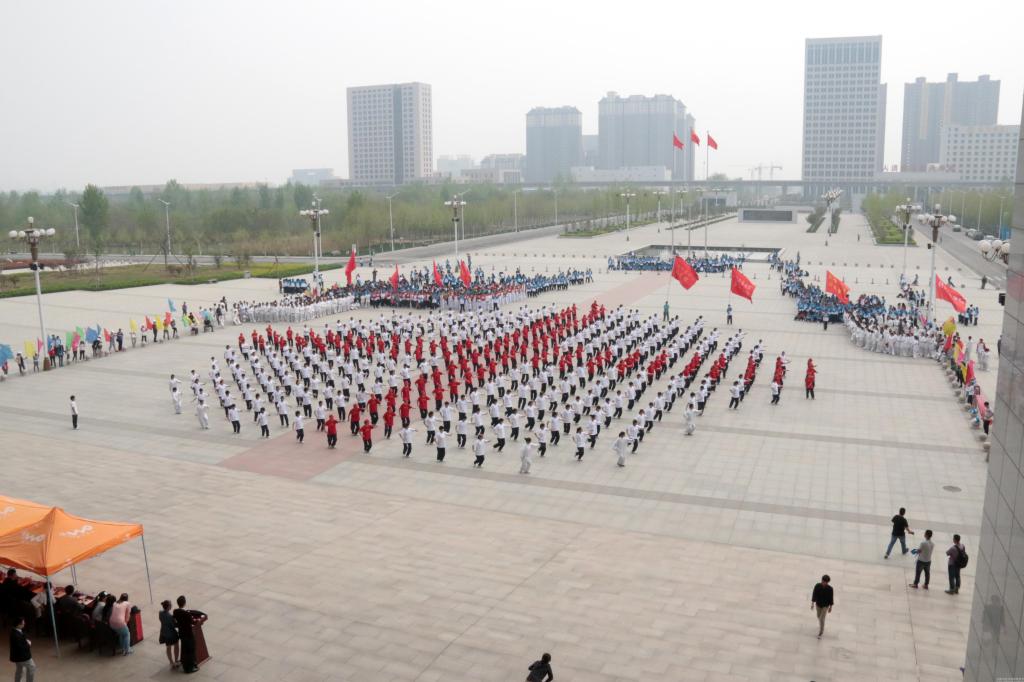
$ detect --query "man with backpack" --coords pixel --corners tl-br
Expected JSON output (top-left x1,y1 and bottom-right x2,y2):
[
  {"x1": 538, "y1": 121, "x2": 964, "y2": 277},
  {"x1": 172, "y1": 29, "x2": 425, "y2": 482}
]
[{"x1": 946, "y1": 534, "x2": 968, "y2": 594}]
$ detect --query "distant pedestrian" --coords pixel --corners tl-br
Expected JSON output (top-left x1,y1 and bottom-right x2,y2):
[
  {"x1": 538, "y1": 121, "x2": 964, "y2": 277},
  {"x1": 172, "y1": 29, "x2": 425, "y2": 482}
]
[
  {"x1": 946, "y1": 534, "x2": 967, "y2": 595},
  {"x1": 909, "y1": 529, "x2": 934, "y2": 589},
  {"x1": 525, "y1": 652, "x2": 554, "y2": 682},
  {"x1": 811, "y1": 575, "x2": 834, "y2": 638},
  {"x1": 294, "y1": 412, "x2": 305, "y2": 443},
  {"x1": 884, "y1": 507, "x2": 914, "y2": 559},
  {"x1": 519, "y1": 437, "x2": 534, "y2": 474},
  {"x1": 726, "y1": 304, "x2": 733, "y2": 325},
  {"x1": 9, "y1": 616, "x2": 35, "y2": 682},
  {"x1": 70, "y1": 395, "x2": 79, "y2": 429}
]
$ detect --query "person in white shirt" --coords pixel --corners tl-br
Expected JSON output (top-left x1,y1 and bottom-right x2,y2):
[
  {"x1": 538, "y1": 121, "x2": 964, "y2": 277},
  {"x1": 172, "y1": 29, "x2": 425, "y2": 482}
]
[
  {"x1": 627, "y1": 420, "x2": 640, "y2": 453},
  {"x1": 728, "y1": 381, "x2": 742, "y2": 410},
  {"x1": 683, "y1": 404, "x2": 696, "y2": 436},
  {"x1": 508, "y1": 411, "x2": 521, "y2": 441},
  {"x1": 70, "y1": 396, "x2": 79, "y2": 429},
  {"x1": 424, "y1": 413, "x2": 437, "y2": 444},
  {"x1": 472, "y1": 435, "x2": 488, "y2": 467},
  {"x1": 196, "y1": 399, "x2": 210, "y2": 430},
  {"x1": 456, "y1": 417, "x2": 468, "y2": 448},
  {"x1": 276, "y1": 399, "x2": 289, "y2": 427},
  {"x1": 172, "y1": 387, "x2": 183, "y2": 414},
  {"x1": 573, "y1": 428, "x2": 587, "y2": 461},
  {"x1": 294, "y1": 412, "x2": 305, "y2": 443},
  {"x1": 534, "y1": 422, "x2": 548, "y2": 457},
  {"x1": 519, "y1": 438, "x2": 534, "y2": 474},
  {"x1": 435, "y1": 429, "x2": 449, "y2": 462},
  {"x1": 770, "y1": 380, "x2": 781, "y2": 405},
  {"x1": 586, "y1": 416, "x2": 600, "y2": 449},
  {"x1": 399, "y1": 426, "x2": 416, "y2": 457},
  {"x1": 613, "y1": 432, "x2": 628, "y2": 467},
  {"x1": 493, "y1": 420, "x2": 507, "y2": 452},
  {"x1": 228, "y1": 404, "x2": 241, "y2": 434},
  {"x1": 258, "y1": 408, "x2": 270, "y2": 437},
  {"x1": 314, "y1": 402, "x2": 327, "y2": 431}
]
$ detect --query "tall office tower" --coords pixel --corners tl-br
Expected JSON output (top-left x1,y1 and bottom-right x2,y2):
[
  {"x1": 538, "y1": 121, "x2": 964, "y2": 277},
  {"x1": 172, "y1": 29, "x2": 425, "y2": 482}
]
[
  {"x1": 597, "y1": 92, "x2": 694, "y2": 181},
  {"x1": 940, "y1": 124, "x2": 1019, "y2": 183},
  {"x1": 802, "y1": 36, "x2": 886, "y2": 195},
  {"x1": 347, "y1": 82, "x2": 432, "y2": 185},
  {"x1": 902, "y1": 74, "x2": 1000, "y2": 172},
  {"x1": 524, "y1": 106, "x2": 582, "y2": 184},
  {"x1": 964, "y1": 102, "x2": 1024, "y2": 682}
]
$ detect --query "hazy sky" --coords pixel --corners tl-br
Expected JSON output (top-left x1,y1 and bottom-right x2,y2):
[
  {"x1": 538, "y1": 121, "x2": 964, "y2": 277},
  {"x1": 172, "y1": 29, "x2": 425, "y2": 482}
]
[{"x1": 2, "y1": 0, "x2": 1022, "y2": 193}]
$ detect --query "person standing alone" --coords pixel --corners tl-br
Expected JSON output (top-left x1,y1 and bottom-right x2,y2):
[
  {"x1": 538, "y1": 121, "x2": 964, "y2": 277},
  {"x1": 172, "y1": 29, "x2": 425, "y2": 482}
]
[
  {"x1": 811, "y1": 575, "x2": 834, "y2": 638},
  {"x1": 884, "y1": 507, "x2": 914, "y2": 559},
  {"x1": 909, "y1": 529, "x2": 934, "y2": 589},
  {"x1": 946, "y1": 534, "x2": 967, "y2": 595},
  {"x1": 70, "y1": 395, "x2": 79, "y2": 429}
]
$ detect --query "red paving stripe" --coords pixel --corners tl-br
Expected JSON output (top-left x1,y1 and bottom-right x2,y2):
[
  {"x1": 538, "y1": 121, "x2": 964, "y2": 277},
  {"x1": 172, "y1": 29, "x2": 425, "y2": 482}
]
[
  {"x1": 219, "y1": 429, "x2": 376, "y2": 481},
  {"x1": 597, "y1": 271, "x2": 666, "y2": 308}
]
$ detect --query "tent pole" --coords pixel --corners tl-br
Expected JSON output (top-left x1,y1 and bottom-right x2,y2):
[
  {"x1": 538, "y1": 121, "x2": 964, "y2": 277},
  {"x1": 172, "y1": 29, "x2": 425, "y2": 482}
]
[
  {"x1": 141, "y1": 533, "x2": 154, "y2": 604},
  {"x1": 46, "y1": 578, "x2": 61, "y2": 658},
  {"x1": 71, "y1": 565, "x2": 77, "y2": 586}
]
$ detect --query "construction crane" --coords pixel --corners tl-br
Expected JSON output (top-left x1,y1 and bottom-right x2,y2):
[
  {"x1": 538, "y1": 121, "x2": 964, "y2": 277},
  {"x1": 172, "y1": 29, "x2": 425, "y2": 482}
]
[{"x1": 748, "y1": 164, "x2": 784, "y2": 181}]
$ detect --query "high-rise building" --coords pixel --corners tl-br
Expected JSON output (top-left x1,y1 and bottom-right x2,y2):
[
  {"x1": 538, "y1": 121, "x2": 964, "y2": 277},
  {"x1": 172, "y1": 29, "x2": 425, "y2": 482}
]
[
  {"x1": 902, "y1": 74, "x2": 1000, "y2": 172},
  {"x1": 347, "y1": 82, "x2": 432, "y2": 185},
  {"x1": 290, "y1": 168, "x2": 335, "y2": 187},
  {"x1": 964, "y1": 101, "x2": 1024, "y2": 682},
  {"x1": 939, "y1": 124, "x2": 1019, "y2": 183},
  {"x1": 802, "y1": 36, "x2": 886, "y2": 194},
  {"x1": 524, "y1": 106, "x2": 582, "y2": 184},
  {"x1": 597, "y1": 92, "x2": 694, "y2": 181},
  {"x1": 479, "y1": 154, "x2": 524, "y2": 172},
  {"x1": 436, "y1": 155, "x2": 476, "y2": 179},
  {"x1": 581, "y1": 135, "x2": 599, "y2": 167}
]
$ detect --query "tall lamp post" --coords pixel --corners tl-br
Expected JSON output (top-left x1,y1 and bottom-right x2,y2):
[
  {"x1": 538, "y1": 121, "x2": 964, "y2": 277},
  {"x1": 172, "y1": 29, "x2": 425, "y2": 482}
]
[
  {"x1": 444, "y1": 195, "x2": 467, "y2": 260},
  {"x1": 299, "y1": 195, "x2": 329, "y2": 283},
  {"x1": 653, "y1": 190, "x2": 668, "y2": 231},
  {"x1": 512, "y1": 189, "x2": 521, "y2": 233},
  {"x1": 157, "y1": 199, "x2": 172, "y2": 267},
  {"x1": 918, "y1": 204, "x2": 955, "y2": 321},
  {"x1": 66, "y1": 201, "x2": 80, "y2": 248},
  {"x1": 552, "y1": 190, "x2": 559, "y2": 226},
  {"x1": 8, "y1": 218, "x2": 56, "y2": 369},
  {"x1": 385, "y1": 191, "x2": 400, "y2": 252},
  {"x1": 895, "y1": 199, "x2": 920, "y2": 278},
  {"x1": 620, "y1": 191, "x2": 636, "y2": 241}
]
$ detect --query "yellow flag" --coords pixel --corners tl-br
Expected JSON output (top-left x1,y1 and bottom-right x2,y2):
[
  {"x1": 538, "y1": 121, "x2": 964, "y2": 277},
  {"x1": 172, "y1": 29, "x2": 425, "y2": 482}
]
[
  {"x1": 155, "y1": 316, "x2": 163, "y2": 331},
  {"x1": 941, "y1": 317, "x2": 956, "y2": 338},
  {"x1": 24, "y1": 340, "x2": 35, "y2": 358},
  {"x1": 129, "y1": 318, "x2": 138, "y2": 333}
]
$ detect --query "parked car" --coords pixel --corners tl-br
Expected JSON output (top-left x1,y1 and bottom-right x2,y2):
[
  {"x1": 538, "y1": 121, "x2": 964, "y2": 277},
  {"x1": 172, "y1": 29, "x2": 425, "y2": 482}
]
[
  {"x1": 951, "y1": 224, "x2": 962, "y2": 232},
  {"x1": 984, "y1": 234, "x2": 998, "y2": 242},
  {"x1": 966, "y1": 229, "x2": 979, "y2": 238},
  {"x1": 969, "y1": 231, "x2": 985, "y2": 241}
]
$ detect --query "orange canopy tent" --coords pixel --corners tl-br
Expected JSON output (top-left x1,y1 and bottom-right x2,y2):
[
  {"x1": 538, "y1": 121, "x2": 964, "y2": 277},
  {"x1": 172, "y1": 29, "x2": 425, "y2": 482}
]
[{"x1": 0, "y1": 500, "x2": 152, "y2": 657}]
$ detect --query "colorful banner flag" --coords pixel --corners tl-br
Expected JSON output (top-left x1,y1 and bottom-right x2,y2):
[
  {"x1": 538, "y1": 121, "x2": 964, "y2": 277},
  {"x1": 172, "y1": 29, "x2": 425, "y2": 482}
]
[
  {"x1": 167, "y1": 298, "x2": 176, "y2": 312},
  {"x1": 730, "y1": 268, "x2": 756, "y2": 302},
  {"x1": 24, "y1": 340, "x2": 35, "y2": 358},
  {"x1": 345, "y1": 247, "x2": 357, "y2": 286},
  {"x1": 707, "y1": 133, "x2": 718, "y2": 150},
  {"x1": 129, "y1": 318, "x2": 138, "y2": 333},
  {"x1": 935, "y1": 276, "x2": 967, "y2": 313},
  {"x1": 85, "y1": 327, "x2": 98, "y2": 343},
  {"x1": 389, "y1": 265, "x2": 400, "y2": 291},
  {"x1": 459, "y1": 260, "x2": 472, "y2": 288},
  {"x1": 0, "y1": 344, "x2": 13, "y2": 365},
  {"x1": 432, "y1": 260, "x2": 443, "y2": 287},
  {"x1": 670, "y1": 256, "x2": 699, "y2": 290},
  {"x1": 825, "y1": 271, "x2": 850, "y2": 304},
  {"x1": 672, "y1": 133, "x2": 684, "y2": 150},
  {"x1": 690, "y1": 129, "x2": 701, "y2": 145}
]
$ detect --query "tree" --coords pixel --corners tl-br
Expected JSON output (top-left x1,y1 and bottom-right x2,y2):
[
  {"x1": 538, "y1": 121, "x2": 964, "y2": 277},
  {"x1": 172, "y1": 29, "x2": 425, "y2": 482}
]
[{"x1": 79, "y1": 184, "x2": 109, "y2": 272}]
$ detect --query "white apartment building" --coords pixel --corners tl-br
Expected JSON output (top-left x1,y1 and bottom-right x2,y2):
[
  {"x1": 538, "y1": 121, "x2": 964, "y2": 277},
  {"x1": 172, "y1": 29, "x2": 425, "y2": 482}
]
[
  {"x1": 939, "y1": 124, "x2": 1019, "y2": 183},
  {"x1": 347, "y1": 82, "x2": 432, "y2": 185}
]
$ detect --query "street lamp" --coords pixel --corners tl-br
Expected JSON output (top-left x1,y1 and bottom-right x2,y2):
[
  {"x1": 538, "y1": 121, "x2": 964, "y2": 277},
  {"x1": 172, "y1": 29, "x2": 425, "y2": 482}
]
[
  {"x1": 552, "y1": 189, "x2": 559, "y2": 226},
  {"x1": 157, "y1": 199, "x2": 172, "y2": 267},
  {"x1": 512, "y1": 189, "x2": 521, "y2": 233},
  {"x1": 8, "y1": 218, "x2": 56, "y2": 369},
  {"x1": 66, "y1": 201, "x2": 80, "y2": 248},
  {"x1": 444, "y1": 195, "x2": 467, "y2": 260},
  {"x1": 979, "y1": 239, "x2": 1010, "y2": 263},
  {"x1": 895, "y1": 199, "x2": 920, "y2": 278},
  {"x1": 620, "y1": 191, "x2": 636, "y2": 241},
  {"x1": 918, "y1": 204, "x2": 955, "y2": 321},
  {"x1": 653, "y1": 190, "x2": 668, "y2": 231},
  {"x1": 821, "y1": 188, "x2": 842, "y2": 240},
  {"x1": 299, "y1": 195, "x2": 329, "y2": 282},
  {"x1": 385, "y1": 192, "x2": 400, "y2": 252}
]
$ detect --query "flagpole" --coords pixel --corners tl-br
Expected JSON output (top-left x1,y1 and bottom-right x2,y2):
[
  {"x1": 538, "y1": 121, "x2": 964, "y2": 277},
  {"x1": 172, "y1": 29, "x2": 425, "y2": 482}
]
[{"x1": 666, "y1": 218, "x2": 675, "y2": 302}]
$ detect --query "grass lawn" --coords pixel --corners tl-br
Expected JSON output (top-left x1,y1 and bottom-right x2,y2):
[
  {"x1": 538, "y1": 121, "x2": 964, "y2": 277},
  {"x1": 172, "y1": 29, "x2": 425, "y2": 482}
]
[
  {"x1": 0, "y1": 261, "x2": 341, "y2": 298},
  {"x1": 871, "y1": 218, "x2": 917, "y2": 246}
]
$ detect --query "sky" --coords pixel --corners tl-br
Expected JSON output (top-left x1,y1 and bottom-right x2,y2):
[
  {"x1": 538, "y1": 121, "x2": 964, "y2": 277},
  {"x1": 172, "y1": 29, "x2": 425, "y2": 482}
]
[{"x1": 1, "y1": 0, "x2": 1022, "y2": 193}]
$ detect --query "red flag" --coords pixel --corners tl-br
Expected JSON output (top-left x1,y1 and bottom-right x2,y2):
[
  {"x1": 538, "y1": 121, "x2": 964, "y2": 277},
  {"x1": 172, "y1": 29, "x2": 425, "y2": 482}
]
[
  {"x1": 672, "y1": 133, "x2": 684, "y2": 150},
  {"x1": 730, "y1": 268, "x2": 755, "y2": 302},
  {"x1": 935, "y1": 276, "x2": 966, "y2": 313},
  {"x1": 389, "y1": 265, "x2": 399, "y2": 291},
  {"x1": 707, "y1": 133, "x2": 718, "y2": 150},
  {"x1": 432, "y1": 260, "x2": 443, "y2": 287},
  {"x1": 825, "y1": 271, "x2": 850, "y2": 304},
  {"x1": 103, "y1": 329, "x2": 111, "y2": 342},
  {"x1": 37, "y1": 338, "x2": 43, "y2": 353},
  {"x1": 164, "y1": 311, "x2": 172, "y2": 326},
  {"x1": 670, "y1": 256, "x2": 699, "y2": 290},
  {"x1": 459, "y1": 260, "x2": 472, "y2": 287},
  {"x1": 690, "y1": 129, "x2": 700, "y2": 145},
  {"x1": 345, "y1": 248, "x2": 357, "y2": 286},
  {"x1": 144, "y1": 315, "x2": 153, "y2": 331}
]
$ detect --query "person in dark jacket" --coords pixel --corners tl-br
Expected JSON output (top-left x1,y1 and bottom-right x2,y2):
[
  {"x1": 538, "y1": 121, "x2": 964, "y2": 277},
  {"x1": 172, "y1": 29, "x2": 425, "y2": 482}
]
[
  {"x1": 811, "y1": 575, "x2": 834, "y2": 638},
  {"x1": 526, "y1": 652, "x2": 554, "y2": 682},
  {"x1": 10, "y1": 616, "x2": 35, "y2": 682},
  {"x1": 173, "y1": 595, "x2": 199, "y2": 673}
]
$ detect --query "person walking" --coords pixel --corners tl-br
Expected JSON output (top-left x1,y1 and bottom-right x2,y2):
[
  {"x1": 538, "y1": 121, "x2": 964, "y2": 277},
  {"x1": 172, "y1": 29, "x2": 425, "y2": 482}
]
[
  {"x1": 9, "y1": 616, "x2": 35, "y2": 682},
  {"x1": 811, "y1": 575, "x2": 834, "y2": 638},
  {"x1": 70, "y1": 395, "x2": 79, "y2": 429},
  {"x1": 946, "y1": 534, "x2": 967, "y2": 595},
  {"x1": 884, "y1": 507, "x2": 914, "y2": 559},
  {"x1": 472, "y1": 433, "x2": 488, "y2": 467},
  {"x1": 525, "y1": 652, "x2": 554, "y2": 682},
  {"x1": 909, "y1": 529, "x2": 934, "y2": 589}
]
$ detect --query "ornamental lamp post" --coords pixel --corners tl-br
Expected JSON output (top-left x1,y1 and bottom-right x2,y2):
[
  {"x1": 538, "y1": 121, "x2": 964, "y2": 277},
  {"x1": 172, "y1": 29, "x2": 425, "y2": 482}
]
[
  {"x1": 299, "y1": 196, "x2": 329, "y2": 282},
  {"x1": 895, "y1": 199, "x2": 920, "y2": 278},
  {"x1": 919, "y1": 205, "x2": 955, "y2": 321},
  {"x1": 620, "y1": 191, "x2": 637, "y2": 241},
  {"x1": 8, "y1": 218, "x2": 56, "y2": 369}
]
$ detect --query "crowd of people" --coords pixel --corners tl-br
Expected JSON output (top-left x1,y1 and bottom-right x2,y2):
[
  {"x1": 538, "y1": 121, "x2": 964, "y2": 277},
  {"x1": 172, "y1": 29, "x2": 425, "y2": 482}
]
[
  {"x1": 609, "y1": 252, "x2": 746, "y2": 273},
  {"x1": 173, "y1": 300, "x2": 799, "y2": 470}
]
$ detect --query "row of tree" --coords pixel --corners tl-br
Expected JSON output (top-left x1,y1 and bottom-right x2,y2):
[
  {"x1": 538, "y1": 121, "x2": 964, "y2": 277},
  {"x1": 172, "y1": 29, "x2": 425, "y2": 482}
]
[{"x1": 0, "y1": 181, "x2": 709, "y2": 262}]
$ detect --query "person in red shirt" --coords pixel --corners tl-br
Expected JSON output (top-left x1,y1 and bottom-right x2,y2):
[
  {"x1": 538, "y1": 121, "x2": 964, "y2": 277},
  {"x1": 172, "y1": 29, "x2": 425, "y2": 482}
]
[
  {"x1": 399, "y1": 401, "x2": 412, "y2": 428},
  {"x1": 367, "y1": 395, "x2": 380, "y2": 424},
  {"x1": 383, "y1": 407, "x2": 395, "y2": 438},
  {"x1": 805, "y1": 361, "x2": 816, "y2": 400},
  {"x1": 325, "y1": 415, "x2": 339, "y2": 448},
  {"x1": 433, "y1": 385, "x2": 445, "y2": 411},
  {"x1": 417, "y1": 393, "x2": 429, "y2": 419},
  {"x1": 349, "y1": 403, "x2": 361, "y2": 435},
  {"x1": 359, "y1": 420, "x2": 375, "y2": 452}
]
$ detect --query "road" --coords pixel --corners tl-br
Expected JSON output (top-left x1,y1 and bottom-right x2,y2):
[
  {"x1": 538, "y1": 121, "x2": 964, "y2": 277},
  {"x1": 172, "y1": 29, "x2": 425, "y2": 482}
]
[{"x1": 911, "y1": 221, "x2": 1007, "y2": 290}]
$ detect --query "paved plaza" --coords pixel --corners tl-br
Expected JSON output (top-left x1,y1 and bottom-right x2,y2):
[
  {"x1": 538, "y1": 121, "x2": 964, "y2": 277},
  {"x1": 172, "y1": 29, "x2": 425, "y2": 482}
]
[{"x1": 0, "y1": 214, "x2": 1003, "y2": 681}]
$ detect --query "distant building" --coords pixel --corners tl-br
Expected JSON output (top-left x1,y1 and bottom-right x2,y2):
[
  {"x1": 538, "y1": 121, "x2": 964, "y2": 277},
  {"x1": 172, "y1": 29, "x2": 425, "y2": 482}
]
[
  {"x1": 901, "y1": 74, "x2": 1000, "y2": 172},
  {"x1": 570, "y1": 166, "x2": 671, "y2": 183},
  {"x1": 459, "y1": 167, "x2": 522, "y2": 184},
  {"x1": 939, "y1": 124, "x2": 1019, "y2": 183},
  {"x1": 290, "y1": 168, "x2": 335, "y2": 187},
  {"x1": 436, "y1": 155, "x2": 476, "y2": 179},
  {"x1": 479, "y1": 153, "x2": 524, "y2": 172},
  {"x1": 598, "y1": 92, "x2": 694, "y2": 181},
  {"x1": 347, "y1": 82, "x2": 433, "y2": 185},
  {"x1": 524, "y1": 106, "x2": 583, "y2": 184},
  {"x1": 802, "y1": 36, "x2": 886, "y2": 195},
  {"x1": 582, "y1": 134, "x2": 599, "y2": 167}
]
